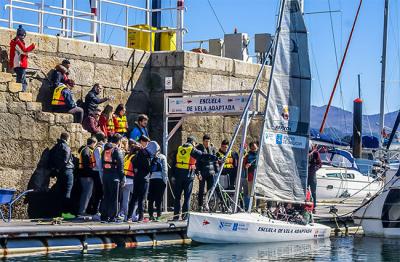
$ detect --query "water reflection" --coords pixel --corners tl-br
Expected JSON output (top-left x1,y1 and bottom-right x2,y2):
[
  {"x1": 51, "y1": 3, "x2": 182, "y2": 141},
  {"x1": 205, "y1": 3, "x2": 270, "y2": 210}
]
[{"x1": 5, "y1": 237, "x2": 400, "y2": 261}]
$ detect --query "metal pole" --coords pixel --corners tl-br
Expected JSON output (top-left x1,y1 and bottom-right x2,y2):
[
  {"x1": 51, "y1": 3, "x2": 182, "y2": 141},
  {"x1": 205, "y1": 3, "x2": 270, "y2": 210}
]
[
  {"x1": 163, "y1": 95, "x2": 169, "y2": 212},
  {"x1": 71, "y1": 0, "x2": 75, "y2": 38},
  {"x1": 9, "y1": 0, "x2": 13, "y2": 29},
  {"x1": 379, "y1": 0, "x2": 389, "y2": 148},
  {"x1": 98, "y1": 0, "x2": 101, "y2": 42},
  {"x1": 146, "y1": 0, "x2": 151, "y2": 25},
  {"x1": 39, "y1": 0, "x2": 45, "y2": 34},
  {"x1": 357, "y1": 74, "x2": 361, "y2": 98},
  {"x1": 90, "y1": 0, "x2": 98, "y2": 42},
  {"x1": 233, "y1": 111, "x2": 250, "y2": 213},
  {"x1": 62, "y1": 0, "x2": 67, "y2": 37},
  {"x1": 176, "y1": 0, "x2": 184, "y2": 51}
]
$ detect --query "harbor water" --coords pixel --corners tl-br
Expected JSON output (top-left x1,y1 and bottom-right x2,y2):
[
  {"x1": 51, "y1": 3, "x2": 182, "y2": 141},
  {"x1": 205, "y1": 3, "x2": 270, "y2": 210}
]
[{"x1": 5, "y1": 237, "x2": 400, "y2": 261}]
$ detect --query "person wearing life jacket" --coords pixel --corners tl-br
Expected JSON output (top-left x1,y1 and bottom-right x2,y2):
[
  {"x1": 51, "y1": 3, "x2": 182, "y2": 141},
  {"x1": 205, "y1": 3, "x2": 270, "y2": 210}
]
[
  {"x1": 77, "y1": 137, "x2": 97, "y2": 216},
  {"x1": 51, "y1": 79, "x2": 84, "y2": 123},
  {"x1": 99, "y1": 105, "x2": 115, "y2": 138},
  {"x1": 308, "y1": 142, "x2": 321, "y2": 213},
  {"x1": 127, "y1": 140, "x2": 153, "y2": 222},
  {"x1": 196, "y1": 134, "x2": 218, "y2": 211},
  {"x1": 89, "y1": 132, "x2": 106, "y2": 217},
  {"x1": 242, "y1": 141, "x2": 258, "y2": 210},
  {"x1": 172, "y1": 136, "x2": 218, "y2": 221},
  {"x1": 216, "y1": 139, "x2": 239, "y2": 190},
  {"x1": 113, "y1": 104, "x2": 128, "y2": 136},
  {"x1": 118, "y1": 140, "x2": 141, "y2": 220},
  {"x1": 9, "y1": 25, "x2": 35, "y2": 92},
  {"x1": 147, "y1": 141, "x2": 168, "y2": 221},
  {"x1": 129, "y1": 114, "x2": 150, "y2": 141},
  {"x1": 100, "y1": 133, "x2": 125, "y2": 222}
]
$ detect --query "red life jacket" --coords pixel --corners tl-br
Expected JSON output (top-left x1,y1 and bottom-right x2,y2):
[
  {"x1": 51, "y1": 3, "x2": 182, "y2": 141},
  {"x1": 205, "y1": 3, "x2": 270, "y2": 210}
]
[{"x1": 305, "y1": 188, "x2": 314, "y2": 212}]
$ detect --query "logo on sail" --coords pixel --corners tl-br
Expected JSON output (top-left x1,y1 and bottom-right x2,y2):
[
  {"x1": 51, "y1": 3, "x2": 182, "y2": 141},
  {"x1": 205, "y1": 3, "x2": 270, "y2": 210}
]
[
  {"x1": 271, "y1": 105, "x2": 300, "y2": 132},
  {"x1": 266, "y1": 132, "x2": 307, "y2": 149}
]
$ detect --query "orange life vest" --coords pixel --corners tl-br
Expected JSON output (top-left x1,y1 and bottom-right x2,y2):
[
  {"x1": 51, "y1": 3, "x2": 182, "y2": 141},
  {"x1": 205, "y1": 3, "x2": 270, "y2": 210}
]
[
  {"x1": 102, "y1": 148, "x2": 116, "y2": 170},
  {"x1": 51, "y1": 85, "x2": 67, "y2": 106},
  {"x1": 115, "y1": 115, "x2": 128, "y2": 133},
  {"x1": 78, "y1": 146, "x2": 96, "y2": 169},
  {"x1": 305, "y1": 188, "x2": 314, "y2": 212},
  {"x1": 124, "y1": 153, "x2": 136, "y2": 177},
  {"x1": 107, "y1": 118, "x2": 115, "y2": 133}
]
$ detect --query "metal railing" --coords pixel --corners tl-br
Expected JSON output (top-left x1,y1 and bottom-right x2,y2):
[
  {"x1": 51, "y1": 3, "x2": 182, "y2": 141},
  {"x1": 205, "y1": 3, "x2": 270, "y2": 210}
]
[{"x1": 0, "y1": 0, "x2": 185, "y2": 51}]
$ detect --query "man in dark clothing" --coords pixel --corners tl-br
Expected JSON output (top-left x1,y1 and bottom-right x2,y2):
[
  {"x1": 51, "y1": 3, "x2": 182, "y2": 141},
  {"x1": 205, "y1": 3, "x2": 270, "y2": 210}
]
[
  {"x1": 216, "y1": 139, "x2": 239, "y2": 190},
  {"x1": 84, "y1": 83, "x2": 110, "y2": 115},
  {"x1": 196, "y1": 134, "x2": 218, "y2": 211},
  {"x1": 308, "y1": 143, "x2": 322, "y2": 212},
  {"x1": 100, "y1": 133, "x2": 125, "y2": 222},
  {"x1": 172, "y1": 136, "x2": 218, "y2": 220},
  {"x1": 127, "y1": 143, "x2": 152, "y2": 222},
  {"x1": 51, "y1": 79, "x2": 84, "y2": 123},
  {"x1": 77, "y1": 137, "x2": 97, "y2": 216},
  {"x1": 50, "y1": 59, "x2": 70, "y2": 90},
  {"x1": 48, "y1": 132, "x2": 75, "y2": 219},
  {"x1": 129, "y1": 114, "x2": 150, "y2": 141}
]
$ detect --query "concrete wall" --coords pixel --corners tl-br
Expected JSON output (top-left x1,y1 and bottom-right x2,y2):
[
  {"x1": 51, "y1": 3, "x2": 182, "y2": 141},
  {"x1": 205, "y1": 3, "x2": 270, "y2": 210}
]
[{"x1": 0, "y1": 27, "x2": 270, "y2": 217}]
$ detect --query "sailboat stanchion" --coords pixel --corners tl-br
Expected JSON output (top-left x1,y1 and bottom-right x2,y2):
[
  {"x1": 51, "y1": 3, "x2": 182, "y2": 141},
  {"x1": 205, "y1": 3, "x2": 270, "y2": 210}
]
[{"x1": 233, "y1": 110, "x2": 251, "y2": 213}]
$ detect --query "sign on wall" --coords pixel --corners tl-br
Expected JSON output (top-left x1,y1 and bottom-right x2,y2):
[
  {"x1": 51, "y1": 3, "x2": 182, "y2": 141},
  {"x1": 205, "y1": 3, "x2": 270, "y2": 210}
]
[{"x1": 168, "y1": 95, "x2": 250, "y2": 114}]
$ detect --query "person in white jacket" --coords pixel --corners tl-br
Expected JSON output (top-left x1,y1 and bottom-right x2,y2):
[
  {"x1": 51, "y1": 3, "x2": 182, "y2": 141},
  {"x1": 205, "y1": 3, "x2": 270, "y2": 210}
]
[{"x1": 147, "y1": 141, "x2": 168, "y2": 221}]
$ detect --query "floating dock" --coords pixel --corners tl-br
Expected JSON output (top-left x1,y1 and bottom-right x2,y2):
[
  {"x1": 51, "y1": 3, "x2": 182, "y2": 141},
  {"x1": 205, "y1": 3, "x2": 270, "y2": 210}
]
[{"x1": 0, "y1": 202, "x2": 360, "y2": 258}]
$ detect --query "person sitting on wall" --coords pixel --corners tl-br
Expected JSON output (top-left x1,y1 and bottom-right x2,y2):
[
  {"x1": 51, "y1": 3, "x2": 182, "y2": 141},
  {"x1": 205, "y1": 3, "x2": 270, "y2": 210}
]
[
  {"x1": 82, "y1": 109, "x2": 102, "y2": 135},
  {"x1": 129, "y1": 114, "x2": 150, "y2": 141},
  {"x1": 51, "y1": 79, "x2": 84, "y2": 123},
  {"x1": 84, "y1": 83, "x2": 112, "y2": 116},
  {"x1": 50, "y1": 59, "x2": 70, "y2": 90},
  {"x1": 113, "y1": 104, "x2": 129, "y2": 137},
  {"x1": 99, "y1": 105, "x2": 115, "y2": 139},
  {"x1": 9, "y1": 25, "x2": 35, "y2": 92}
]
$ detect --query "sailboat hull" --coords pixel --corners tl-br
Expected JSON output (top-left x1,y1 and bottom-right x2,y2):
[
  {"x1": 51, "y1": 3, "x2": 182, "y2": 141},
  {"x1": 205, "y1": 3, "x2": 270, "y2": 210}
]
[{"x1": 187, "y1": 212, "x2": 331, "y2": 244}]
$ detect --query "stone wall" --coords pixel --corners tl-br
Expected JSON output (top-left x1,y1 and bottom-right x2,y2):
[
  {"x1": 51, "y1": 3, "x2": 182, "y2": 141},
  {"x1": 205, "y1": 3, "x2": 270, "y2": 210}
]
[{"x1": 0, "y1": 27, "x2": 270, "y2": 217}]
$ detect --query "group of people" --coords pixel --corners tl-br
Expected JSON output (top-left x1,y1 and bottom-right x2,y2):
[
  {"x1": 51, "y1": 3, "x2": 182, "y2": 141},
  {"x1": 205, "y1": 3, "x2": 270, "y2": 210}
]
[
  {"x1": 49, "y1": 126, "x2": 167, "y2": 222},
  {"x1": 171, "y1": 135, "x2": 259, "y2": 220}
]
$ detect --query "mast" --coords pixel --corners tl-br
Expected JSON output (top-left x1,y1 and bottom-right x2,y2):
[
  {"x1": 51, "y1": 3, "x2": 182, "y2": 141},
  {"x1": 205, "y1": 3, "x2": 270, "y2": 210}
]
[{"x1": 379, "y1": 0, "x2": 389, "y2": 148}]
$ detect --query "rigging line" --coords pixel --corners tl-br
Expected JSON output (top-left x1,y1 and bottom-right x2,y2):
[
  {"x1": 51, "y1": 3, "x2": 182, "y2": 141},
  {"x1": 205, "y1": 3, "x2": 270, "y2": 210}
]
[
  {"x1": 310, "y1": 41, "x2": 341, "y2": 141},
  {"x1": 106, "y1": 0, "x2": 128, "y2": 43},
  {"x1": 320, "y1": 0, "x2": 363, "y2": 133},
  {"x1": 328, "y1": 0, "x2": 348, "y2": 134},
  {"x1": 206, "y1": 0, "x2": 225, "y2": 34}
]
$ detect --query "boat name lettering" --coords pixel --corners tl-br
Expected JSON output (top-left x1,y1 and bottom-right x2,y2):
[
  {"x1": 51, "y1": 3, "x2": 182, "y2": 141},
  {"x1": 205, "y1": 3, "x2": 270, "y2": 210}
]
[{"x1": 257, "y1": 227, "x2": 312, "y2": 234}]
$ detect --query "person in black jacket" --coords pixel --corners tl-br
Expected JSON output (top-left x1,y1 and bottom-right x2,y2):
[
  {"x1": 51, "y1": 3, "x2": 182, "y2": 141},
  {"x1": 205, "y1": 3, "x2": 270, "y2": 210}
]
[
  {"x1": 50, "y1": 59, "x2": 70, "y2": 90},
  {"x1": 77, "y1": 137, "x2": 97, "y2": 216},
  {"x1": 172, "y1": 136, "x2": 218, "y2": 220},
  {"x1": 127, "y1": 142, "x2": 152, "y2": 222},
  {"x1": 49, "y1": 132, "x2": 75, "y2": 219},
  {"x1": 196, "y1": 134, "x2": 218, "y2": 211},
  {"x1": 100, "y1": 133, "x2": 125, "y2": 222},
  {"x1": 84, "y1": 83, "x2": 111, "y2": 116}
]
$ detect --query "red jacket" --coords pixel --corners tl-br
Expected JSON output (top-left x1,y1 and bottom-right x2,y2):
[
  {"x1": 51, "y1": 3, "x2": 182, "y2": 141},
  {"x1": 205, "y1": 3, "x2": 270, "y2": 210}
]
[
  {"x1": 82, "y1": 115, "x2": 101, "y2": 135},
  {"x1": 9, "y1": 38, "x2": 35, "y2": 69},
  {"x1": 98, "y1": 115, "x2": 110, "y2": 137}
]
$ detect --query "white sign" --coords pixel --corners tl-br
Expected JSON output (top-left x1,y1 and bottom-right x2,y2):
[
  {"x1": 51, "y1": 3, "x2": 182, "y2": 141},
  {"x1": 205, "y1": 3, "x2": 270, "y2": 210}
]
[
  {"x1": 165, "y1": 77, "x2": 173, "y2": 90},
  {"x1": 265, "y1": 131, "x2": 307, "y2": 149},
  {"x1": 168, "y1": 95, "x2": 249, "y2": 114}
]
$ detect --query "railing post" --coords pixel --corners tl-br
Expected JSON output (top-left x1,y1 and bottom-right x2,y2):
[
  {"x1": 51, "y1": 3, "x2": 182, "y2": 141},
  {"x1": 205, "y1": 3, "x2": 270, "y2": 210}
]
[
  {"x1": 90, "y1": 0, "x2": 99, "y2": 42},
  {"x1": 39, "y1": 0, "x2": 44, "y2": 34},
  {"x1": 61, "y1": 0, "x2": 67, "y2": 37},
  {"x1": 70, "y1": 0, "x2": 75, "y2": 38},
  {"x1": 176, "y1": 0, "x2": 184, "y2": 51},
  {"x1": 98, "y1": 0, "x2": 102, "y2": 42},
  {"x1": 9, "y1": 0, "x2": 13, "y2": 29},
  {"x1": 125, "y1": 6, "x2": 128, "y2": 48}
]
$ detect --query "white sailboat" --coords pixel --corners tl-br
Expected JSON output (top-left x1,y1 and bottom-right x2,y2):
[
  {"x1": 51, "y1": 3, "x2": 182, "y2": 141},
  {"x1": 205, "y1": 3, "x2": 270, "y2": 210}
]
[{"x1": 187, "y1": 0, "x2": 331, "y2": 243}]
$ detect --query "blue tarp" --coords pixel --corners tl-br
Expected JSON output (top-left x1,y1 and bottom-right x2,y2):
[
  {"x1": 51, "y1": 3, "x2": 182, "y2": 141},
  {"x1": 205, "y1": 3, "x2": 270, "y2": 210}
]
[
  {"x1": 349, "y1": 135, "x2": 379, "y2": 149},
  {"x1": 309, "y1": 128, "x2": 349, "y2": 146}
]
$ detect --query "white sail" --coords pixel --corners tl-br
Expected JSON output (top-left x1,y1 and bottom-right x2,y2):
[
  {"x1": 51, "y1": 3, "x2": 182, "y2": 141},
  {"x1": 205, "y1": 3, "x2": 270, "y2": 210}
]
[{"x1": 254, "y1": 0, "x2": 311, "y2": 202}]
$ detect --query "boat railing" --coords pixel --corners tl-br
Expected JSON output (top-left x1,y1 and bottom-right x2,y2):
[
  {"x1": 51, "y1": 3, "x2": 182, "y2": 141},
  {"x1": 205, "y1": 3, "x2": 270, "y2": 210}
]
[{"x1": 0, "y1": 0, "x2": 186, "y2": 50}]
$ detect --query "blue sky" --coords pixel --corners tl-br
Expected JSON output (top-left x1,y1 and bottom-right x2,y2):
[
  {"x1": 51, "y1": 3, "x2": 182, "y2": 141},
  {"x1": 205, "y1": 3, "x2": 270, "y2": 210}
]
[{"x1": 1, "y1": 0, "x2": 399, "y2": 117}]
